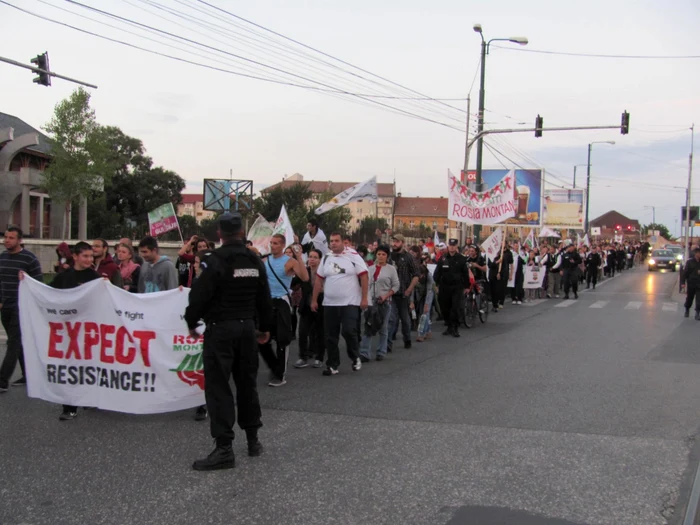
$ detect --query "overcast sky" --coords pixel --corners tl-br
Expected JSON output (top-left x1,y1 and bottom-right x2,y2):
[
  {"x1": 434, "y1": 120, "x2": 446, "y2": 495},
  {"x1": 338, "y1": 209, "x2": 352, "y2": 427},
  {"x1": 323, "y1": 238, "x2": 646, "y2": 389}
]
[{"x1": 2, "y1": 0, "x2": 699, "y2": 234}]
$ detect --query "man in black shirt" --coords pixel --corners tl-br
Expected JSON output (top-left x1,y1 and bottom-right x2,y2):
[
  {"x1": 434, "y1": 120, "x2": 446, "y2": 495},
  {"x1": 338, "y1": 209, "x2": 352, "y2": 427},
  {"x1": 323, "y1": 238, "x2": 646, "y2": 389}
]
[
  {"x1": 681, "y1": 248, "x2": 700, "y2": 319},
  {"x1": 585, "y1": 246, "x2": 602, "y2": 289},
  {"x1": 0, "y1": 227, "x2": 43, "y2": 392},
  {"x1": 434, "y1": 239, "x2": 471, "y2": 337},
  {"x1": 488, "y1": 243, "x2": 513, "y2": 312},
  {"x1": 466, "y1": 246, "x2": 487, "y2": 282},
  {"x1": 561, "y1": 244, "x2": 583, "y2": 299},
  {"x1": 185, "y1": 212, "x2": 273, "y2": 471},
  {"x1": 49, "y1": 242, "x2": 101, "y2": 420}
]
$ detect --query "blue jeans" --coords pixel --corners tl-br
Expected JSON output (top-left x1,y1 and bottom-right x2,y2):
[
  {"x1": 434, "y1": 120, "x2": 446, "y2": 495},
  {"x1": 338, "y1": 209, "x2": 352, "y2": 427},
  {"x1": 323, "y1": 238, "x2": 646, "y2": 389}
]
[
  {"x1": 360, "y1": 301, "x2": 390, "y2": 359},
  {"x1": 388, "y1": 294, "x2": 412, "y2": 350}
]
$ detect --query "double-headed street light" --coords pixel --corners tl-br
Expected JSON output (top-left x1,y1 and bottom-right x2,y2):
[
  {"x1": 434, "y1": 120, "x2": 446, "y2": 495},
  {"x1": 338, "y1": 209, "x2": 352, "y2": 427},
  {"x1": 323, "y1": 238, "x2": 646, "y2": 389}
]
[
  {"x1": 472, "y1": 24, "x2": 528, "y2": 240},
  {"x1": 584, "y1": 140, "x2": 615, "y2": 233}
]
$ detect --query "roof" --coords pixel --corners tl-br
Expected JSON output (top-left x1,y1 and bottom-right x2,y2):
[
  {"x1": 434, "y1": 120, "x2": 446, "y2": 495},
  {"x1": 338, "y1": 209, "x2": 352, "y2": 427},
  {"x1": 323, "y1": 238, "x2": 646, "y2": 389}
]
[
  {"x1": 590, "y1": 210, "x2": 640, "y2": 228},
  {"x1": 180, "y1": 194, "x2": 202, "y2": 205},
  {"x1": 394, "y1": 197, "x2": 448, "y2": 217},
  {"x1": 263, "y1": 179, "x2": 395, "y2": 197},
  {"x1": 0, "y1": 112, "x2": 53, "y2": 156}
]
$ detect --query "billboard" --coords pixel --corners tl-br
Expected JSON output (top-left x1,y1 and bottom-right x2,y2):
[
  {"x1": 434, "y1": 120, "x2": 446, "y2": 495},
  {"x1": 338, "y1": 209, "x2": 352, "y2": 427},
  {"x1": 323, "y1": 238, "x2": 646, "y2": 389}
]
[
  {"x1": 203, "y1": 179, "x2": 253, "y2": 212},
  {"x1": 681, "y1": 206, "x2": 699, "y2": 223},
  {"x1": 543, "y1": 189, "x2": 585, "y2": 229},
  {"x1": 480, "y1": 169, "x2": 543, "y2": 226}
]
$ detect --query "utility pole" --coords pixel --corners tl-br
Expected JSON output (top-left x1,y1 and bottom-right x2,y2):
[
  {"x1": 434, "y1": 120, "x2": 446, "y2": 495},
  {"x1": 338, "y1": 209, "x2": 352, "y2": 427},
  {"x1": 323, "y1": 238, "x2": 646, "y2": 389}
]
[
  {"x1": 461, "y1": 95, "x2": 471, "y2": 245},
  {"x1": 473, "y1": 41, "x2": 487, "y2": 243},
  {"x1": 684, "y1": 124, "x2": 695, "y2": 262}
]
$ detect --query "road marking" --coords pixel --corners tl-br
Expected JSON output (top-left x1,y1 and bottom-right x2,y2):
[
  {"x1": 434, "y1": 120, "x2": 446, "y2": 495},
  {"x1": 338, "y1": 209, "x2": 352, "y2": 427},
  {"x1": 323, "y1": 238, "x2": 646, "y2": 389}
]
[
  {"x1": 554, "y1": 300, "x2": 576, "y2": 308},
  {"x1": 589, "y1": 301, "x2": 609, "y2": 309},
  {"x1": 662, "y1": 302, "x2": 679, "y2": 312},
  {"x1": 521, "y1": 299, "x2": 547, "y2": 307},
  {"x1": 625, "y1": 301, "x2": 642, "y2": 310}
]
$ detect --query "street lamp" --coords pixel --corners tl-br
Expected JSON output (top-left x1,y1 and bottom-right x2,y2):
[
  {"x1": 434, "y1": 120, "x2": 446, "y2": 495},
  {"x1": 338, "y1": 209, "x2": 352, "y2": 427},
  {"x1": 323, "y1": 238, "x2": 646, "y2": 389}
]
[
  {"x1": 472, "y1": 24, "x2": 528, "y2": 241},
  {"x1": 573, "y1": 164, "x2": 588, "y2": 189},
  {"x1": 644, "y1": 205, "x2": 656, "y2": 224},
  {"x1": 584, "y1": 140, "x2": 615, "y2": 233}
]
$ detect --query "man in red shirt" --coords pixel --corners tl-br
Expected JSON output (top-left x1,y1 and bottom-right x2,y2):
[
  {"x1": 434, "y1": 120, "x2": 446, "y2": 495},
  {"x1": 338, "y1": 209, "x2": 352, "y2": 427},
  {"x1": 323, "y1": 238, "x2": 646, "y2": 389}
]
[{"x1": 92, "y1": 239, "x2": 123, "y2": 288}]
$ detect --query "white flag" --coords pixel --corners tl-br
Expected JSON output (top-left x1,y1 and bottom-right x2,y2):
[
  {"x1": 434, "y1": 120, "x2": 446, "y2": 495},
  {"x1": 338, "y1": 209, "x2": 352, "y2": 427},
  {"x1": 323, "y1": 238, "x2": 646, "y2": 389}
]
[
  {"x1": 433, "y1": 230, "x2": 439, "y2": 246},
  {"x1": 273, "y1": 205, "x2": 295, "y2": 248},
  {"x1": 582, "y1": 233, "x2": 590, "y2": 247},
  {"x1": 314, "y1": 176, "x2": 378, "y2": 215},
  {"x1": 482, "y1": 227, "x2": 503, "y2": 262},
  {"x1": 524, "y1": 229, "x2": 536, "y2": 250},
  {"x1": 576, "y1": 233, "x2": 582, "y2": 248}
]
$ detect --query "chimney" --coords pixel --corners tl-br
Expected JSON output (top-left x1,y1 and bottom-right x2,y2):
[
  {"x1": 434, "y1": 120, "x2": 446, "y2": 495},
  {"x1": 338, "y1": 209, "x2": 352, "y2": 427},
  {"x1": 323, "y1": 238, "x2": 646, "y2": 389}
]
[{"x1": 397, "y1": 192, "x2": 402, "y2": 197}]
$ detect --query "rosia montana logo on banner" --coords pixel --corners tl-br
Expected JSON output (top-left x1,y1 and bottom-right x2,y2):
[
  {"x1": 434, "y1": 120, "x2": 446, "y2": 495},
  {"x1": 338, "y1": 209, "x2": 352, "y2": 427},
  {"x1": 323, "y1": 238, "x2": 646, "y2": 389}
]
[{"x1": 170, "y1": 335, "x2": 204, "y2": 390}]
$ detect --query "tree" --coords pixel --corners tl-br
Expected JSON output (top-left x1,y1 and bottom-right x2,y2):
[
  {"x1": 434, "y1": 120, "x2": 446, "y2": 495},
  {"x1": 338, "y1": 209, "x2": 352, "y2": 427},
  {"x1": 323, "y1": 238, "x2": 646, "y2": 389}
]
[
  {"x1": 253, "y1": 183, "x2": 313, "y2": 224},
  {"x1": 178, "y1": 214, "x2": 199, "y2": 239},
  {"x1": 43, "y1": 87, "x2": 116, "y2": 238},
  {"x1": 643, "y1": 223, "x2": 673, "y2": 240},
  {"x1": 353, "y1": 217, "x2": 388, "y2": 245}
]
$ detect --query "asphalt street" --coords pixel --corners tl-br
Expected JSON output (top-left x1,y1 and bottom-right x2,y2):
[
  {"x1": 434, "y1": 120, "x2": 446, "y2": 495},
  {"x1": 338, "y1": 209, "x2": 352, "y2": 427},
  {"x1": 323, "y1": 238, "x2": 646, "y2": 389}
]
[{"x1": 1, "y1": 266, "x2": 700, "y2": 525}]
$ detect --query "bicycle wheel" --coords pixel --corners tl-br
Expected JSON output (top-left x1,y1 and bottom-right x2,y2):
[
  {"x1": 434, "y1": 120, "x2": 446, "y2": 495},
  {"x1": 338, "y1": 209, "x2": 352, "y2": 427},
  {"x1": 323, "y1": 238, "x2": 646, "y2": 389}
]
[
  {"x1": 463, "y1": 297, "x2": 476, "y2": 329},
  {"x1": 478, "y1": 292, "x2": 489, "y2": 324}
]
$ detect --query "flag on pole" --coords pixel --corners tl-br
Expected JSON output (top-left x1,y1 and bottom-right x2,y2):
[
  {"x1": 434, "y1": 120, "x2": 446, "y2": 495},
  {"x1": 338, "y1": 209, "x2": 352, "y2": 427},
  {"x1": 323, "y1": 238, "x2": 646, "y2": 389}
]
[
  {"x1": 582, "y1": 233, "x2": 590, "y2": 247},
  {"x1": 314, "y1": 176, "x2": 378, "y2": 215},
  {"x1": 148, "y1": 203, "x2": 180, "y2": 237},
  {"x1": 482, "y1": 227, "x2": 503, "y2": 262},
  {"x1": 576, "y1": 232, "x2": 582, "y2": 248},
  {"x1": 273, "y1": 205, "x2": 295, "y2": 248},
  {"x1": 523, "y1": 229, "x2": 536, "y2": 250},
  {"x1": 433, "y1": 230, "x2": 439, "y2": 247}
]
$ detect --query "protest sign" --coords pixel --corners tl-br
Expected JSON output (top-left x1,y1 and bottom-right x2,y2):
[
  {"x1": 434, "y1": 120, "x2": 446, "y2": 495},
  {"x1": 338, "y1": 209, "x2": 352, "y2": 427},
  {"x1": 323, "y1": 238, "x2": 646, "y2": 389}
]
[
  {"x1": 148, "y1": 203, "x2": 180, "y2": 237},
  {"x1": 524, "y1": 266, "x2": 546, "y2": 289},
  {"x1": 482, "y1": 227, "x2": 503, "y2": 262},
  {"x1": 272, "y1": 204, "x2": 295, "y2": 248},
  {"x1": 247, "y1": 214, "x2": 275, "y2": 256},
  {"x1": 19, "y1": 278, "x2": 205, "y2": 414},
  {"x1": 448, "y1": 170, "x2": 516, "y2": 225}
]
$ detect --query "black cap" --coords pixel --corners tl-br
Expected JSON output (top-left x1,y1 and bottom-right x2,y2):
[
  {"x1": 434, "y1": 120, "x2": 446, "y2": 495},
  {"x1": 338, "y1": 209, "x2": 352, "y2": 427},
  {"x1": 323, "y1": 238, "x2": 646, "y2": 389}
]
[
  {"x1": 448, "y1": 238, "x2": 459, "y2": 246},
  {"x1": 219, "y1": 212, "x2": 243, "y2": 234}
]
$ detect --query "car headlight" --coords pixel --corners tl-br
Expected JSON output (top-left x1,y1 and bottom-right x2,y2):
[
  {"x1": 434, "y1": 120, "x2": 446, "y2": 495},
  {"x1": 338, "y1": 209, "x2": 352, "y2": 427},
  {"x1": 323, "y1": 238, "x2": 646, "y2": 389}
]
[
  {"x1": 677, "y1": 254, "x2": 683, "y2": 261},
  {"x1": 648, "y1": 259, "x2": 656, "y2": 265}
]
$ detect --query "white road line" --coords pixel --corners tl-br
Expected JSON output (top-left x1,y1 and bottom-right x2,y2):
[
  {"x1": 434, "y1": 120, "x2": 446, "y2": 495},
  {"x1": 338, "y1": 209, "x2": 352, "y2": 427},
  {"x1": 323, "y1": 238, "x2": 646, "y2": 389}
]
[
  {"x1": 589, "y1": 301, "x2": 609, "y2": 309},
  {"x1": 662, "y1": 302, "x2": 679, "y2": 312},
  {"x1": 625, "y1": 301, "x2": 642, "y2": 310},
  {"x1": 554, "y1": 300, "x2": 577, "y2": 308}
]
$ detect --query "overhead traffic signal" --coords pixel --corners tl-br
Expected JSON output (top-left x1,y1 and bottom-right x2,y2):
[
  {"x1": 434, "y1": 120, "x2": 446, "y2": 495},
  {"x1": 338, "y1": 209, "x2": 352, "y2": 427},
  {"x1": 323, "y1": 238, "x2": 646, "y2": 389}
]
[
  {"x1": 30, "y1": 52, "x2": 51, "y2": 87},
  {"x1": 534, "y1": 115, "x2": 543, "y2": 138},
  {"x1": 621, "y1": 110, "x2": 630, "y2": 135},
  {"x1": 615, "y1": 225, "x2": 621, "y2": 231}
]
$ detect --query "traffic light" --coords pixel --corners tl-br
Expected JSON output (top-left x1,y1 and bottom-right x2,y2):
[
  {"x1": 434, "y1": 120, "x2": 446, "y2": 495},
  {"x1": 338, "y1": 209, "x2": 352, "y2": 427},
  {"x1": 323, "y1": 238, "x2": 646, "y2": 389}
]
[
  {"x1": 534, "y1": 115, "x2": 543, "y2": 138},
  {"x1": 621, "y1": 110, "x2": 630, "y2": 135},
  {"x1": 615, "y1": 225, "x2": 621, "y2": 231},
  {"x1": 627, "y1": 225, "x2": 632, "y2": 231},
  {"x1": 30, "y1": 52, "x2": 51, "y2": 87}
]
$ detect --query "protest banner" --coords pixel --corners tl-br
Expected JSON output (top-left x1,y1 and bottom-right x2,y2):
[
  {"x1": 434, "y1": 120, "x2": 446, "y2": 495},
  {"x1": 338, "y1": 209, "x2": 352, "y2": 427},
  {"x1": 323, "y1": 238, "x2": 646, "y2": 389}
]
[
  {"x1": 247, "y1": 213, "x2": 275, "y2": 256},
  {"x1": 148, "y1": 203, "x2": 180, "y2": 238},
  {"x1": 523, "y1": 229, "x2": 536, "y2": 250},
  {"x1": 448, "y1": 170, "x2": 516, "y2": 225},
  {"x1": 19, "y1": 278, "x2": 205, "y2": 414},
  {"x1": 315, "y1": 176, "x2": 378, "y2": 215},
  {"x1": 482, "y1": 227, "x2": 503, "y2": 262},
  {"x1": 479, "y1": 168, "x2": 543, "y2": 226},
  {"x1": 272, "y1": 204, "x2": 295, "y2": 248},
  {"x1": 543, "y1": 189, "x2": 585, "y2": 229},
  {"x1": 524, "y1": 266, "x2": 546, "y2": 289}
]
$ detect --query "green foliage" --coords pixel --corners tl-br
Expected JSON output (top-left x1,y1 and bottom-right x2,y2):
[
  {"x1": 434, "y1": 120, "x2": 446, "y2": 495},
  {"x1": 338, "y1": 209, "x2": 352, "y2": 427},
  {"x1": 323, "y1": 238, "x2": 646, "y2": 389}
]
[
  {"x1": 643, "y1": 223, "x2": 673, "y2": 240},
  {"x1": 353, "y1": 217, "x2": 389, "y2": 245},
  {"x1": 177, "y1": 214, "x2": 199, "y2": 238}
]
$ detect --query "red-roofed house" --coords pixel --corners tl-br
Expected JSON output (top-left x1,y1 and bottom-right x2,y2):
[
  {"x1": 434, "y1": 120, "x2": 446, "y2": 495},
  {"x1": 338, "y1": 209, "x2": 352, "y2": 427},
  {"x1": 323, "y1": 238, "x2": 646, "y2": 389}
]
[
  {"x1": 393, "y1": 196, "x2": 460, "y2": 235},
  {"x1": 177, "y1": 193, "x2": 216, "y2": 224}
]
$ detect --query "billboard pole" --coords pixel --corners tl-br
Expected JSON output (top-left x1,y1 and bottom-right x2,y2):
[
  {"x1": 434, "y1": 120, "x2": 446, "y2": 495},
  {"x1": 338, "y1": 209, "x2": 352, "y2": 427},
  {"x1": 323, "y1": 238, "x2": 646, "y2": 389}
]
[{"x1": 684, "y1": 124, "x2": 695, "y2": 262}]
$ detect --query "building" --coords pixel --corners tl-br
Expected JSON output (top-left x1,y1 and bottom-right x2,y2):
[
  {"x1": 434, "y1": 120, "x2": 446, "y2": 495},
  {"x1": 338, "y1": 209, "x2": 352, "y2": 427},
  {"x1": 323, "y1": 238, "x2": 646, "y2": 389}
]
[
  {"x1": 263, "y1": 174, "x2": 395, "y2": 232},
  {"x1": 393, "y1": 196, "x2": 461, "y2": 235},
  {"x1": 177, "y1": 194, "x2": 216, "y2": 224},
  {"x1": 0, "y1": 112, "x2": 66, "y2": 238},
  {"x1": 590, "y1": 210, "x2": 641, "y2": 240}
]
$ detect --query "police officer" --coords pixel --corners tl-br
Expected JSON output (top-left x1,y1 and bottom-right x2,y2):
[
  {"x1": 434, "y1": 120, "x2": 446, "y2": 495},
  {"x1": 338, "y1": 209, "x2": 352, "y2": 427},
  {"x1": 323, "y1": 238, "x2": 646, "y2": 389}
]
[
  {"x1": 585, "y1": 246, "x2": 602, "y2": 289},
  {"x1": 561, "y1": 243, "x2": 582, "y2": 299},
  {"x1": 434, "y1": 238, "x2": 471, "y2": 337},
  {"x1": 681, "y1": 248, "x2": 700, "y2": 319},
  {"x1": 185, "y1": 212, "x2": 273, "y2": 471}
]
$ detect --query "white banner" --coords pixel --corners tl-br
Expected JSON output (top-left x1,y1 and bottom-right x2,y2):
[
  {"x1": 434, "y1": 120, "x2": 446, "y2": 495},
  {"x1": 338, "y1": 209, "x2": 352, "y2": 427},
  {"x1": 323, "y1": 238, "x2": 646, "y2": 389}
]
[
  {"x1": 524, "y1": 266, "x2": 546, "y2": 289},
  {"x1": 482, "y1": 227, "x2": 503, "y2": 262},
  {"x1": 19, "y1": 278, "x2": 205, "y2": 414},
  {"x1": 448, "y1": 170, "x2": 516, "y2": 225},
  {"x1": 273, "y1": 204, "x2": 295, "y2": 248},
  {"x1": 315, "y1": 176, "x2": 377, "y2": 215}
]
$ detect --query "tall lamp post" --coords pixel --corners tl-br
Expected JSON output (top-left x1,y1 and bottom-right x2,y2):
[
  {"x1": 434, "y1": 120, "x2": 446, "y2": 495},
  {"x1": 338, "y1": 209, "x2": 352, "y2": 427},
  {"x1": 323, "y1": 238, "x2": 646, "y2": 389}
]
[
  {"x1": 472, "y1": 24, "x2": 528, "y2": 241},
  {"x1": 584, "y1": 140, "x2": 615, "y2": 233},
  {"x1": 644, "y1": 205, "x2": 656, "y2": 225},
  {"x1": 573, "y1": 164, "x2": 587, "y2": 189}
]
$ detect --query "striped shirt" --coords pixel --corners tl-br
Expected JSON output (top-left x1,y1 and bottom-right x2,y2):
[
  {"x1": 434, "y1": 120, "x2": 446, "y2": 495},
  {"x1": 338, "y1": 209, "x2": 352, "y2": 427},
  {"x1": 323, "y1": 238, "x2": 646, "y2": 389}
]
[{"x1": 0, "y1": 249, "x2": 43, "y2": 309}]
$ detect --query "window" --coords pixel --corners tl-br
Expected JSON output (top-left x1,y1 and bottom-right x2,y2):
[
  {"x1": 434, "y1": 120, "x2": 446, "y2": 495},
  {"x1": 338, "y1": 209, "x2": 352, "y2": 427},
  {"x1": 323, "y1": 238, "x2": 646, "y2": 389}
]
[
  {"x1": 443, "y1": 221, "x2": 449, "y2": 229},
  {"x1": 432, "y1": 221, "x2": 438, "y2": 229},
  {"x1": 409, "y1": 220, "x2": 415, "y2": 229}
]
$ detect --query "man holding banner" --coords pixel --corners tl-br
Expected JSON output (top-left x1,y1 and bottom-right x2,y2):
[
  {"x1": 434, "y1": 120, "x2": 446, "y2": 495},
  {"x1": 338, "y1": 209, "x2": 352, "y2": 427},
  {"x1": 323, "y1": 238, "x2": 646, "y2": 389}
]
[{"x1": 185, "y1": 212, "x2": 274, "y2": 471}]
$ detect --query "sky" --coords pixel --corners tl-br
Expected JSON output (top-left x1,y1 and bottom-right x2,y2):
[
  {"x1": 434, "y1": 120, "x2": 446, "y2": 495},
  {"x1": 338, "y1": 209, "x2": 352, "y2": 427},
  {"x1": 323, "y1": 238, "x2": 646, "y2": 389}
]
[{"x1": 1, "y1": 0, "x2": 699, "y2": 235}]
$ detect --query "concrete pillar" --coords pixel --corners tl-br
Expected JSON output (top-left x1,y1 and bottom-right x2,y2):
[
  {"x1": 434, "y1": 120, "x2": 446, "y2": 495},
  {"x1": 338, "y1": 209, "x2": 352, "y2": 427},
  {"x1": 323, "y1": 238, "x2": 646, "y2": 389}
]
[
  {"x1": 79, "y1": 195, "x2": 87, "y2": 240},
  {"x1": 20, "y1": 184, "x2": 30, "y2": 236},
  {"x1": 38, "y1": 195, "x2": 45, "y2": 239}
]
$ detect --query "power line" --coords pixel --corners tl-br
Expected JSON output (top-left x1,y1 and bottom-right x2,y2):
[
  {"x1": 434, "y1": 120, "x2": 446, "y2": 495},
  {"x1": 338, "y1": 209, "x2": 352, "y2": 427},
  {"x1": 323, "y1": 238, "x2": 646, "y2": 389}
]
[{"x1": 491, "y1": 44, "x2": 700, "y2": 59}]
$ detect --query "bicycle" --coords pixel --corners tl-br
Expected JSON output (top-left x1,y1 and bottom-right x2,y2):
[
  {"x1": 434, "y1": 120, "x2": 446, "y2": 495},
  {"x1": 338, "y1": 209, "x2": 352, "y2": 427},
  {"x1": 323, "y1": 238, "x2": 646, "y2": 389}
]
[{"x1": 463, "y1": 280, "x2": 489, "y2": 329}]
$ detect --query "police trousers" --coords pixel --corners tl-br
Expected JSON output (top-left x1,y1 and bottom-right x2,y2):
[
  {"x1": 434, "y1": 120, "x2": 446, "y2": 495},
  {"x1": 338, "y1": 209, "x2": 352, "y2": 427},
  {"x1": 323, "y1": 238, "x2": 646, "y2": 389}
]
[
  {"x1": 203, "y1": 319, "x2": 262, "y2": 445},
  {"x1": 438, "y1": 285, "x2": 463, "y2": 330}
]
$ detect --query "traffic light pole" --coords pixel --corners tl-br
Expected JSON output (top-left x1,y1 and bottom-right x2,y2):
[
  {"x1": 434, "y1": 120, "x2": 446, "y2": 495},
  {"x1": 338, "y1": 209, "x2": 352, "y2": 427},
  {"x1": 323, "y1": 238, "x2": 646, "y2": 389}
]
[{"x1": 0, "y1": 56, "x2": 98, "y2": 89}]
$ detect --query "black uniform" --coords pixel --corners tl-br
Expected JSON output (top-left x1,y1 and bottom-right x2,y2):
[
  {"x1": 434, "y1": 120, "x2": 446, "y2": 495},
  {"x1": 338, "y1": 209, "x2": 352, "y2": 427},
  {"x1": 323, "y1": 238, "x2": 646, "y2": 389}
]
[
  {"x1": 185, "y1": 239, "x2": 273, "y2": 452},
  {"x1": 560, "y1": 249, "x2": 583, "y2": 298},
  {"x1": 489, "y1": 249, "x2": 513, "y2": 309},
  {"x1": 585, "y1": 252, "x2": 602, "y2": 289},
  {"x1": 681, "y1": 256, "x2": 700, "y2": 317},
  {"x1": 466, "y1": 254, "x2": 487, "y2": 282},
  {"x1": 434, "y1": 251, "x2": 470, "y2": 335}
]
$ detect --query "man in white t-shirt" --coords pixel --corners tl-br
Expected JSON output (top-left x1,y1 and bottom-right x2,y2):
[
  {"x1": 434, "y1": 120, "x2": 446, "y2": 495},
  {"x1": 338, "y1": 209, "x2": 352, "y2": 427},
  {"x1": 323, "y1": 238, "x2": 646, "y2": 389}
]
[
  {"x1": 301, "y1": 218, "x2": 328, "y2": 256},
  {"x1": 311, "y1": 232, "x2": 369, "y2": 376}
]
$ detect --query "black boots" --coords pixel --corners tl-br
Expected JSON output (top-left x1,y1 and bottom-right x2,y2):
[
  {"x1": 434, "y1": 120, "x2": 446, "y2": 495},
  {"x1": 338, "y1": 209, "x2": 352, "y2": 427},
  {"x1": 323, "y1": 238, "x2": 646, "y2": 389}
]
[
  {"x1": 193, "y1": 442, "x2": 235, "y2": 471},
  {"x1": 685, "y1": 308, "x2": 690, "y2": 318},
  {"x1": 695, "y1": 311, "x2": 700, "y2": 321},
  {"x1": 246, "y1": 429, "x2": 264, "y2": 457}
]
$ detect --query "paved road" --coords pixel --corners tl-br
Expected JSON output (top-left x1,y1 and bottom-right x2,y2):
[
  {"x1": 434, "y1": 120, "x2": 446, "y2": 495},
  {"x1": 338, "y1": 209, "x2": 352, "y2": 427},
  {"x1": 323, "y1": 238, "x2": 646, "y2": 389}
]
[{"x1": 1, "y1": 267, "x2": 699, "y2": 525}]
